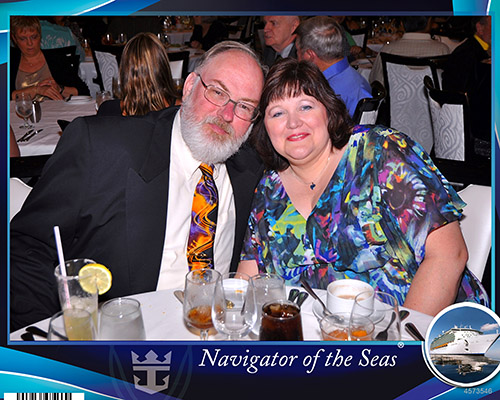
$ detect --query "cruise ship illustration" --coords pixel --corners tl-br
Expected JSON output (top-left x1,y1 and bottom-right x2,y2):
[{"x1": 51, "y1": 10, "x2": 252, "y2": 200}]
[{"x1": 430, "y1": 326, "x2": 500, "y2": 356}]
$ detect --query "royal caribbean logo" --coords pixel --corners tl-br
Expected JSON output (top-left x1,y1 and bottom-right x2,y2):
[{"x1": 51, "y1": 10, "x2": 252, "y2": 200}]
[{"x1": 131, "y1": 350, "x2": 172, "y2": 395}]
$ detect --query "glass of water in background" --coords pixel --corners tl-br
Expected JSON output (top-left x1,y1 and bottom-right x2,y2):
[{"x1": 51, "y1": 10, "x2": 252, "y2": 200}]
[
  {"x1": 249, "y1": 273, "x2": 286, "y2": 336},
  {"x1": 95, "y1": 90, "x2": 112, "y2": 111},
  {"x1": 99, "y1": 298, "x2": 146, "y2": 340}
]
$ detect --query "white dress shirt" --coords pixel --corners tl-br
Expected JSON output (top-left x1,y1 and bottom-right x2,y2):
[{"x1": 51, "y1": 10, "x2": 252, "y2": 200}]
[{"x1": 156, "y1": 111, "x2": 235, "y2": 290}]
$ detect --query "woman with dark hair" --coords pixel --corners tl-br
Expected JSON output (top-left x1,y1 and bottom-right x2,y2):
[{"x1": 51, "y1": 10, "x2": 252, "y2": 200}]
[
  {"x1": 98, "y1": 32, "x2": 178, "y2": 116},
  {"x1": 238, "y1": 58, "x2": 487, "y2": 316}
]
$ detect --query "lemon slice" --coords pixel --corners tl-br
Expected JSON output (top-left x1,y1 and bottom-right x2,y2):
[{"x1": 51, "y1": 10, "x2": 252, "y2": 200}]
[{"x1": 78, "y1": 263, "x2": 112, "y2": 295}]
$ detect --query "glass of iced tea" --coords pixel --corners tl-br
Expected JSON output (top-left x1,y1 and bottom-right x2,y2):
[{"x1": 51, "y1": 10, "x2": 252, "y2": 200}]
[
  {"x1": 183, "y1": 268, "x2": 221, "y2": 340},
  {"x1": 259, "y1": 299, "x2": 303, "y2": 341},
  {"x1": 320, "y1": 312, "x2": 374, "y2": 341}
]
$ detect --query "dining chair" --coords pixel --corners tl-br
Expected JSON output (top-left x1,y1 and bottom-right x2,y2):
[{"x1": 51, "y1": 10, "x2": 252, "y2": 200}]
[
  {"x1": 43, "y1": 45, "x2": 79, "y2": 75},
  {"x1": 457, "y1": 184, "x2": 491, "y2": 281},
  {"x1": 352, "y1": 80, "x2": 386, "y2": 125},
  {"x1": 380, "y1": 53, "x2": 443, "y2": 154},
  {"x1": 348, "y1": 27, "x2": 368, "y2": 53},
  {"x1": 167, "y1": 51, "x2": 189, "y2": 79},
  {"x1": 10, "y1": 178, "x2": 32, "y2": 221},
  {"x1": 423, "y1": 76, "x2": 490, "y2": 187},
  {"x1": 91, "y1": 50, "x2": 119, "y2": 93}
]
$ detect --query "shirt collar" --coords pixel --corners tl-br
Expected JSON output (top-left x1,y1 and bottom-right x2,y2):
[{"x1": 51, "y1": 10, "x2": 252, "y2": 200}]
[
  {"x1": 474, "y1": 34, "x2": 489, "y2": 51},
  {"x1": 279, "y1": 42, "x2": 294, "y2": 58},
  {"x1": 323, "y1": 57, "x2": 349, "y2": 79}
]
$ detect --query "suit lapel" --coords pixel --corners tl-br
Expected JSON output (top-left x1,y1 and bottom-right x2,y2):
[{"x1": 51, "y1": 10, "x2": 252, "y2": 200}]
[{"x1": 125, "y1": 108, "x2": 176, "y2": 293}]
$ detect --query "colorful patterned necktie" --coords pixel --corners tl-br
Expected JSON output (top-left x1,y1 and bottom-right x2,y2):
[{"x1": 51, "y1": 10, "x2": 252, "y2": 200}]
[{"x1": 187, "y1": 163, "x2": 218, "y2": 270}]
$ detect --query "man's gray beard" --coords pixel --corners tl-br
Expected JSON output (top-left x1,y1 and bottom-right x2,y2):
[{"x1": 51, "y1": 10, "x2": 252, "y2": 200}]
[{"x1": 180, "y1": 96, "x2": 252, "y2": 164}]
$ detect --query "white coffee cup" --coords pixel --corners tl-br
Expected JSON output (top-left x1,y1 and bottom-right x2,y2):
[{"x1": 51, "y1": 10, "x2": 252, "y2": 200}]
[{"x1": 326, "y1": 280, "x2": 374, "y2": 314}]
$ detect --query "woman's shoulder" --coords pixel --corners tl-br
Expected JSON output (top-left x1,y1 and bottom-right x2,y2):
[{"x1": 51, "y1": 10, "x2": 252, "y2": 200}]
[{"x1": 351, "y1": 125, "x2": 421, "y2": 153}]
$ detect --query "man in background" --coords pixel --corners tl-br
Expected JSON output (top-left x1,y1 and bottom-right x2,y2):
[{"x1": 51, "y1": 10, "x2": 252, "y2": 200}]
[
  {"x1": 261, "y1": 15, "x2": 300, "y2": 67},
  {"x1": 295, "y1": 16, "x2": 372, "y2": 117}
]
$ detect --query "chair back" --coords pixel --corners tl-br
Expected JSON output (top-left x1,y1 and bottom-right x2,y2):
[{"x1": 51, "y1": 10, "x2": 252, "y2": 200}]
[
  {"x1": 424, "y1": 75, "x2": 474, "y2": 163},
  {"x1": 352, "y1": 80, "x2": 386, "y2": 125},
  {"x1": 92, "y1": 50, "x2": 119, "y2": 93},
  {"x1": 381, "y1": 53, "x2": 442, "y2": 154},
  {"x1": 167, "y1": 51, "x2": 190, "y2": 79},
  {"x1": 10, "y1": 178, "x2": 32, "y2": 221},
  {"x1": 349, "y1": 28, "x2": 368, "y2": 52},
  {"x1": 457, "y1": 184, "x2": 491, "y2": 281}
]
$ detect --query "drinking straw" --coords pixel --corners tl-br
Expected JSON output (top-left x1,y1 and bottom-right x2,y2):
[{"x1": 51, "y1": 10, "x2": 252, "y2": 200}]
[{"x1": 53, "y1": 226, "x2": 71, "y2": 308}]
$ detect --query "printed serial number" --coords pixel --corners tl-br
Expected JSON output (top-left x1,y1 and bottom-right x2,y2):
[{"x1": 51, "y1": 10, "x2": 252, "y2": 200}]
[{"x1": 463, "y1": 387, "x2": 493, "y2": 395}]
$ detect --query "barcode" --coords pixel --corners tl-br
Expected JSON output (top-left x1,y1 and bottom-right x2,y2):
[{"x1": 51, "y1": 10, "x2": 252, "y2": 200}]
[{"x1": 4, "y1": 394, "x2": 84, "y2": 400}]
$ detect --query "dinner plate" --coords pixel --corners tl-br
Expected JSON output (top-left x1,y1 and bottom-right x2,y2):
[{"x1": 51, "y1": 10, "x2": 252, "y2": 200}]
[
  {"x1": 67, "y1": 96, "x2": 93, "y2": 104},
  {"x1": 311, "y1": 293, "x2": 384, "y2": 323}
]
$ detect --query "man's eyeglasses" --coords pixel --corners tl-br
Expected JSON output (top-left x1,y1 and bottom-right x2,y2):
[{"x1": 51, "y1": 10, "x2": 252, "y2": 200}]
[{"x1": 196, "y1": 74, "x2": 259, "y2": 122}]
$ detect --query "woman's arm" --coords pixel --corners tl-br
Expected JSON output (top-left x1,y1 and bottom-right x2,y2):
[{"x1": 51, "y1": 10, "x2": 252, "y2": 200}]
[
  {"x1": 237, "y1": 260, "x2": 259, "y2": 277},
  {"x1": 403, "y1": 220, "x2": 468, "y2": 316}
]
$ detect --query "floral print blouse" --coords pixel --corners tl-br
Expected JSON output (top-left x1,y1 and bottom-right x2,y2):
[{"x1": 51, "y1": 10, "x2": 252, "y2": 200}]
[{"x1": 241, "y1": 125, "x2": 488, "y2": 306}]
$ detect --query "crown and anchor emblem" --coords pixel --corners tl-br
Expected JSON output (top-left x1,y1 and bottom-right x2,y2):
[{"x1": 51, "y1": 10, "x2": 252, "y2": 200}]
[{"x1": 131, "y1": 350, "x2": 172, "y2": 395}]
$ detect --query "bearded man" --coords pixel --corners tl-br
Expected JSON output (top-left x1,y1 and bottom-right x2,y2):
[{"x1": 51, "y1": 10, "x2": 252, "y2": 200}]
[{"x1": 10, "y1": 41, "x2": 265, "y2": 331}]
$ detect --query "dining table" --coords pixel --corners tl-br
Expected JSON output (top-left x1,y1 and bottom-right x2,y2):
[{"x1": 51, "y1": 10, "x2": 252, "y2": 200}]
[
  {"x1": 10, "y1": 286, "x2": 433, "y2": 342},
  {"x1": 10, "y1": 98, "x2": 97, "y2": 157},
  {"x1": 165, "y1": 29, "x2": 194, "y2": 46}
]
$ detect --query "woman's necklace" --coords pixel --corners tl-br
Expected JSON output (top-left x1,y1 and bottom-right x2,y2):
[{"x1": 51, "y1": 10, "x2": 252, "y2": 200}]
[{"x1": 288, "y1": 154, "x2": 331, "y2": 190}]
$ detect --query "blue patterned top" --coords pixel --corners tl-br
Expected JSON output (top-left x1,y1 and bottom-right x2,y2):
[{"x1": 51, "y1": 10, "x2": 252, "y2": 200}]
[{"x1": 241, "y1": 125, "x2": 488, "y2": 306}]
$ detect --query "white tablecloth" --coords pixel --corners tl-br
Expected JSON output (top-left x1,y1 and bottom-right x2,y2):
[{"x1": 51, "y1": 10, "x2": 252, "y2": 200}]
[
  {"x1": 351, "y1": 58, "x2": 373, "y2": 82},
  {"x1": 10, "y1": 287, "x2": 433, "y2": 342},
  {"x1": 11, "y1": 99, "x2": 97, "y2": 156}
]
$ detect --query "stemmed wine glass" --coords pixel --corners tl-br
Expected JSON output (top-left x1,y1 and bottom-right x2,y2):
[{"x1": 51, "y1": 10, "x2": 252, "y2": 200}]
[
  {"x1": 212, "y1": 272, "x2": 257, "y2": 340},
  {"x1": 15, "y1": 92, "x2": 33, "y2": 129},
  {"x1": 183, "y1": 268, "x2": 221, "y2": 340}
]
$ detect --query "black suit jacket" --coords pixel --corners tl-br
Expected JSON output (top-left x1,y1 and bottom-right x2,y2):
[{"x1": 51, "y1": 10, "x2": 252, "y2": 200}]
[
  {"x1": 262, "y1": 43, "x2": 298, "y2": 68},
  {"x1": 10, "y1": 106, "x2": 264, "y2": 331}
]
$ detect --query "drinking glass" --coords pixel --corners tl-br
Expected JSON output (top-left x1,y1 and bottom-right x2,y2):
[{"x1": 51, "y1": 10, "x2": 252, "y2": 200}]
[
  {"x1": 15, "y1": 92, "x2": 33, "y2": 129},
  {"x1": 118, "y1": 33, "x2": 128, "y2": 44},
  {"x1": 54, "y1": 258, "x2": 99, "y2": 330},
  {"x1": 48, "y1": 308, "x2": 96, "y2": 341},
  {"x1": 95, "y1": 90, "x2": 112, "y2": 111},
  {"x1": 183, "y1": 268, "x2": 221, "y2": 340},
  {"x1": 320, "y1": 312, "x2": 374, "y2": 341},
  {"x1": 99, "y1": 298, "x2": 146, "y2": 340},
  {"x1": 352, "y1": 291, "x2": 401, "y2": 341},
  {"x1": 212, "y1": 272, "x2": 257, "y2": 340},
  {"x1": 259, "y1": 299, "x2": 303, "y2": 341},
  {"x1": 250, "y1": 273, "x2": 286, "y2": 335},
  {"x1": 112, "y1": 77, "x2": 122, "y2": 99}
]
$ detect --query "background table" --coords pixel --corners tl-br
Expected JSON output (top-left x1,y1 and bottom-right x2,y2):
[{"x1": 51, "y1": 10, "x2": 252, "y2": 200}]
[
  {"x1": 11, "y1": 99, "x2": 96, "y2": 156},
  {"x1": 10, "y1": 287, "x2": 433, "y2": 342},
  {"x1": 166, "y1": 30, "x2": 193, "y2": 45}
]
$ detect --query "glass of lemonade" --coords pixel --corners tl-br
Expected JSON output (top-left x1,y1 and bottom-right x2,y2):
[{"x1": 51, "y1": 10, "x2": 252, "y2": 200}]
[
  {"x1": 98, "y1": 298, "x2": 146, "y2": 340},
  {"x1": 54, "y1": 259, "x2": 99, "y2": 330},
  {"x1": 48, "y1": 308, "x2": 96, "y2": 341}
]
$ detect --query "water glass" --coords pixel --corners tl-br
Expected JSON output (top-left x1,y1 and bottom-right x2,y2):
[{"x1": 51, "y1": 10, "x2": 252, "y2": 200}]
[
  {"x1": 320, "y1": 312, "x2": 374, "y2": 341},
  {"x1": 54, "y1": 258, "x2": 99, "y2": 330},
  {"x1": 48, "y1": 308, "x2": 96, "y2": 341},
  {"x1": 250, "y1": 273, "x2": 286, "y2": 335},
  {"x1": 352, "y1": 291, "x2": 401, "y2": 341},
  {"x1": 212, "y1": 272, "x2": 257, "y2": 340},
  {"x1": 15, "y1": 92, "x2": 33, "y2": 129},
  {"x1": 99, "y1": 298, "x2": 146, "y2": 340},
  {"x1": 259, "y1": 299, "x2": 303, "y2": 341},
  {"x1": 95, "y1": 90, "x2": 112, "y2": 111}
]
